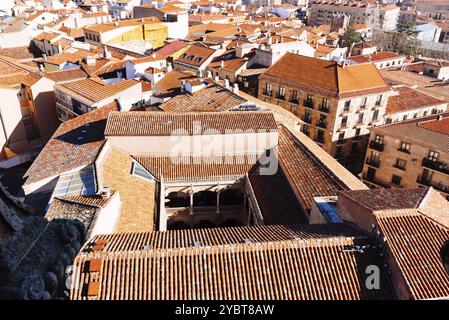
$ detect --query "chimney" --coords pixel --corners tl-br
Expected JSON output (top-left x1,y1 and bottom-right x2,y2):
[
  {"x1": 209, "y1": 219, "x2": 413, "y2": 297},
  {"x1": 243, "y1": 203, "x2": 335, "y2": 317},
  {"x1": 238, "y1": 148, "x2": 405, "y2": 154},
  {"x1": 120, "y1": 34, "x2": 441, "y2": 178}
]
[
  {"x1": 224, "y1": 79, "x2": 230, "y2": 89},
  {"x1": 220, "y1": 60, "x2": 225, "y2": 69},
  {"x1": 437, "y1": 115, "x2": 443, "y2": 121},
  {"x1": 206, "y1": 70, "x2": 212, "y2": 78},
  {"x1": 214, "y1": 76, "x2": 219, "y2": 82},
  {"x1": 42, "y1": 53, "x2": 47, "y2": 60},
  {"x1": 152, "y1": 53, "x2": 156, "y2": 59},
  {"x1": 103, "y1": 46, "x2": 111, "y2": 59},
  {"x1": 232, "y1": 83, "x2": 239, "y2": 94},
  {"x1": 180, "y1": 80, "x2": 186, "y2": 92},
  {"x1": 84, "y1": 56, "x2": 96, "y2": 66},
  {"x1": 101, "y1": 186, "x2": 111, "y2": 199},
  {"x1": 166, "y1": 63, "x2": 172, "y2": 72}
]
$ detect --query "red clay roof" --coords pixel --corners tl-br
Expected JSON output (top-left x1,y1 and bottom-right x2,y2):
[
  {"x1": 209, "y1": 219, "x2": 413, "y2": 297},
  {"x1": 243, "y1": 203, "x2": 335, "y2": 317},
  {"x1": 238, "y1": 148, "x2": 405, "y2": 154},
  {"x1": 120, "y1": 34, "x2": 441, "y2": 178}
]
[{"x1": 386, "y1": 86, "x2": 447, "y2": 114}]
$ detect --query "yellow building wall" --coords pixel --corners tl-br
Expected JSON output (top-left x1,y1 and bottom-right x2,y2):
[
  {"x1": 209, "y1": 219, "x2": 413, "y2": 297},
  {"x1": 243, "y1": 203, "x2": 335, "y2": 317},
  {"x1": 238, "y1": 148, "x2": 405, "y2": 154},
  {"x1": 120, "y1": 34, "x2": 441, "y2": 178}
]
[{"x1": 106, "y1": 24, "x2": 168, "y2": 49}]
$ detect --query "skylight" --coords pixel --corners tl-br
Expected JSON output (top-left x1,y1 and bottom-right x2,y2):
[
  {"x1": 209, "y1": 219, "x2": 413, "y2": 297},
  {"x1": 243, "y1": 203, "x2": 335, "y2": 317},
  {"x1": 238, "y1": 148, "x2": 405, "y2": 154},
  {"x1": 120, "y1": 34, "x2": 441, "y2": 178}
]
[
  {"x1": 131, "y1": 161, "x2": 154, "y2": 181},
  {"x1": 52, "y1": 165, "x2": 96, "y2": 198}
]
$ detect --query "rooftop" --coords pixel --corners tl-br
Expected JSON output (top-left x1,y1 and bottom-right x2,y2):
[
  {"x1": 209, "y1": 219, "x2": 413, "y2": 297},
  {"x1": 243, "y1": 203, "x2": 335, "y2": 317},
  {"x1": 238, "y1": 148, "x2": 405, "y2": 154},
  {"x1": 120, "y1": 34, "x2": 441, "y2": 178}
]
[
  {"x1": 104, "y1": 111, "x2": 277, "y2": 136},
  {"x1": 24, "y1": 102, "x2": 119, "y2": 186},
  {"x1": 386, "y1": 86, "x2": 447, "y2": 114},
  {"x1": 260, "y1": 53, "x2": 391, "y2": 99}
]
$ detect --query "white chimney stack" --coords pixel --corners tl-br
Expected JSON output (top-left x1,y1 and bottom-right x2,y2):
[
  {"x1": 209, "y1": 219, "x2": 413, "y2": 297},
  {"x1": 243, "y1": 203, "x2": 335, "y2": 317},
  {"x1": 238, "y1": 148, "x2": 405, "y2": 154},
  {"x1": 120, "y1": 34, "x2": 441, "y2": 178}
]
[
  {"x1": 224, "y1": 79, "x2": 230, "y2": 89},
  {"x1": 207, "y1": 71, "x2": 212, "y2": 78},
  {"x1": 232, "y1": 83, "x2": 239, "y2": 94},
  {"x1": 166, "y1": 63, "x2": 172, "y2": 72}
]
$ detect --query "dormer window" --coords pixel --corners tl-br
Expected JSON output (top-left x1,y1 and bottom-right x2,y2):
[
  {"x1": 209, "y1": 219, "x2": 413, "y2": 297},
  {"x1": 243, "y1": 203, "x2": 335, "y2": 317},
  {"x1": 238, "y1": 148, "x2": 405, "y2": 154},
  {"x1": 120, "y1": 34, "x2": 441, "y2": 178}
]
[
  {"x1": 180, "y1": 53, "x2": 187, "y2": 58},
  {"x1": 188, "y1": 55, "x2": 195, "y2": 61},
  {"x1": 195, "y1": 57, "x2": 203, "y2": 63}
]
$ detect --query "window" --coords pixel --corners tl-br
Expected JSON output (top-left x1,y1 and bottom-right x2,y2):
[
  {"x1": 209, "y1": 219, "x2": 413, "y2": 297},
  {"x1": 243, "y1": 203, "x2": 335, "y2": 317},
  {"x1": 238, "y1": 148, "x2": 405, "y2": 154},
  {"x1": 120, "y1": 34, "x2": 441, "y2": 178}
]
[
  {"x1": 375, "y1": 135, "x2": 383, "y2": 144},
  {"x1": 338, "y1": 132, "x2": 345, "y2": 141},
  {"x1": 188, "y1": 55, "x2": 194, "y2": 61},
  {"x1": 372, "y1": 109, "x2": 379, "y2": 121},
  {"x1": 391, "y1": 175, "x2": 402, "y2": 185},
  {"x1": 355, "y1": 128, "x2": 361, "y2": 136},
  {"x1": 344, "y1": 100, "x2": 350, "y2": 111},
  {"x1": 375, "y1": 94, "x2": 382, "y2": 106},
  {"x1": 52, "y1": 166, "x2": 96, "y2": 198},
  {"x1": 195, "y1": 57, "x2": 203, "y2": 63},
  {"x1": 395, "y1": 158, "x2": 406, "y2": 170},
  {"x1": 402, "y1": 114, "x2": 408, "y2": 121},
  {"x1": 264, "y1": 83, "x2": 272, "y2": 96},
  {"x1": 399, "y1": 141, "x2": 411, "y2": 153},
  {"x1": 131, "y1": 161, "x2": 154, "y2": 181},
  {"x1": 341, "y1": 115, "x2": 348, "y2": 127},
  {"x1": 302, "y1": 124, "x2": 310, "y2": 136},
  {"x1": 181, "y1": 53, "x2": 187, "y2": 58},
  {"x1": 278, "y1": 86, "x2": 286, "y2": 99},
  {"x1": 357, "y1": 113, "x2": 364, "y2": 124},
  {"x1": 291, "y1": 90, "x2": 299, "y2": 102},
  {"x1": 361, "y1": 97, "x2": 367, "y2": 108},
  {"x1": 428, "y1": 150, "x2": 439, "y2": 162},
  {"x1": 305, "y1": 94, "x2": 314, "y2": 107}
]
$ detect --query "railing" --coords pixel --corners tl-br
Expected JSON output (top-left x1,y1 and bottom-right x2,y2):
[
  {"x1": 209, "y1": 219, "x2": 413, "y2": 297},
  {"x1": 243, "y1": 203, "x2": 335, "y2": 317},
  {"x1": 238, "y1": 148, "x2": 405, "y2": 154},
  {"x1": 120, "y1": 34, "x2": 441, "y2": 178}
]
[
  {"x1": 289, "y1": 98, "x2": 299, "y2": 104},
  {"x1": 397, "y1": 147, "x2": 411, "y2": 154},
  {"x1": 303, "y1": 100, "x2": 314, "y2": 109},
  {"x1": 417, "y1": 175, "x2": 449, "y2": 194},
  {"x1": 422, "y1": 158, "x2": 449, "y2": 176},
  {"x1": 263, "y1": 90, "x2": 272, "y2": 96},
  {"x1": 369, "y1": 141, "x2": 384, "y2": 152},
  {"x1": 302, "y1": 116, "x2": 312, "y2": 124},
  {"x1": 276, "y1": 95, "x2": 285, "y2": 100},
  {"x1": 318, "y1": 104, "x2": 330, "y2": 113},
  {"x1": 316, "y1": 121, "x2": 327, "y2": 129},
  {"x1": 366, "y1": 158, "x2": 380, "y2": 168}
]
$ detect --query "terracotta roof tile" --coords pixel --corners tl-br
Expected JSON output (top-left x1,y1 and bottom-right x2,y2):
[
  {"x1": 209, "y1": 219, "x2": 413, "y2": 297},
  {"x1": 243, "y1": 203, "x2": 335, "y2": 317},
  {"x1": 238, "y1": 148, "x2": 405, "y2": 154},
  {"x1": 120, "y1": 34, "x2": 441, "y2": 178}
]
[
  {"x1": 386, "y1": 86, "x2": 447, "y2": 114},
  {"x1": 260, "y1": 53, "x2": 392, "y2": 99},
  {"x1": 24, "y1": 102, "x2": 119, "y2": 186},
  {"x1": 105, "y1": 111, "x2": 277, "y2": 136},
  {"x1": 278, "y1": 125, "x2": 348, "y2": 212}
]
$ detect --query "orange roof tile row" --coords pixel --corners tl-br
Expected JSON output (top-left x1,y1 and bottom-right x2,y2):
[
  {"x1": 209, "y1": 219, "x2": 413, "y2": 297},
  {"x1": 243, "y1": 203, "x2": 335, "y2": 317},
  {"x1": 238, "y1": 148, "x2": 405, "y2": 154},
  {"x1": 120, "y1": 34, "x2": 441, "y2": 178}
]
[
  {"x1": 71, "y1": 235, "x2": 395, "y2": 300},
  {"x1": 104, "y1": 111, "x2": 277, "y2": 136},
  {"x1": 133, "y1": 153, "x2": 259, "y2": 182},
  {"x1": 386, "y1": 86, "x2": 447, "y2": 114}
]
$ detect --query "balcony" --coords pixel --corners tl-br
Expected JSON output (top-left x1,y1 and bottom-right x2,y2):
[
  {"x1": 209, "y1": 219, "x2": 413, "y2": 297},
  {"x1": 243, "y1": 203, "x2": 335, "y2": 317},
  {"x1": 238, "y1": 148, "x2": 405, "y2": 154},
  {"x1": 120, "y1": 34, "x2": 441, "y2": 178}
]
[
  {"x1": 318, "y1": 104, "x2": 330, "y2": 113},
  {"x1": 315, "y1": 135, "x2": 325, "y2": 144},
  {"x1": 422, "y1": 158, "x2": 449, "y2": 176},
  {"x1": 316, "y1": 121, "x2": 327, "y2": 129},
  {"x1": 397, "y1": 147, "x2": 411, "y2": 154},
  {"x1": 302, "y1": 116, "x2": 312, "y2": 124},
  {"x1": 366, "y1": 158, "x2": 380, "y2": 168},
  {"x1": 303, "y1": 100, "x2": 314, "y2": 109},
  {"x1": 369, "y1": 141, "x2": 384, "y2": 152},
  {"x1": 289, "y1": 98, "x2": 299, "y2": 104},
  {"x1": 417, "y1": 175, "x2": 449, "y2": 194},
  {"x1": 276, "y1": 95, "x2": 285, "y2": 100},
  {"x1": 263, "y1": 90, "x2": 272, "y2": 96}
]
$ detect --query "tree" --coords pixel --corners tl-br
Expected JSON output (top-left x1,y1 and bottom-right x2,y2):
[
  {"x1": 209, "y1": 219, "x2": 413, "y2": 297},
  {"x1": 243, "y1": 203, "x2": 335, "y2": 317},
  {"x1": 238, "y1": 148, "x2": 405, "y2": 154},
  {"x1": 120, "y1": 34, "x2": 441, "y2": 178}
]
[
  {"x1": 340, "y1": 25, "x2": 362, "y2": 48},
  {"x1": 396, "y1": 21, "x2": 418, "y2": 37}
]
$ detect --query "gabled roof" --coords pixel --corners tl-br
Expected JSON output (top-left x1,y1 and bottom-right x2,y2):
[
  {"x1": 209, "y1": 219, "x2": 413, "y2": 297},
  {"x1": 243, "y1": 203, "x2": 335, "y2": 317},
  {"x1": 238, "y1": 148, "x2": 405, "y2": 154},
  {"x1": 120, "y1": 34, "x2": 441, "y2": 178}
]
[
  {"x1": 56, "y1": 78, "x2": 139, "y2": 103},
  {"x1": 104, "y1": 111, "x2": 277, "y2": 136},
  {"x1": 158, "y1": 83, "x2": 247, "y2": 112},
  {"x1": 386, "y1": 86, "x2": 447, "y2": 114},
  {"x1": 24, "y1": 102, "x2": 119, "y2": 186},
  {"x1": 71, "y1": 225, "x2": 395, "y2": 300},
  {"x1": 260, "y1": 53, "x2": 392, "y2": 99},
  {"x1": 174, "y1": 44, "x2": 215, "y2": 68},
  {"x1": 373, "y1": 111, "x2": 449, "y2": 154}
]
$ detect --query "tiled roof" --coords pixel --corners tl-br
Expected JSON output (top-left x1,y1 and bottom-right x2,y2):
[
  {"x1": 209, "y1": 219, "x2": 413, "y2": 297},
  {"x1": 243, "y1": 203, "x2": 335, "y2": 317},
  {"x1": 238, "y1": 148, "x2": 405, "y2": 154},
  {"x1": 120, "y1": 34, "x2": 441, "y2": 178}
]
[
  {"x1": 278, "y1": 125, "x2": 348, "y2": 212},
  {"x1": 81, "y1": 223, "x2": 367, "y2": 252},
  {"x1": 248, "y1": 162, "x2": 308, "y2": 224},
  {"x1": 153, "y1": 71, "x2": 196, "y2": 96},
  {"x1": 376, "y1": 210, "x2": 449, "y2": 300},
  {"x1": 104, "y1": 111, "x2": 277, "y2": 136},
  {"x1": 24, "y1": 102, "x2": 119, "y2": 186},
  {"x1": 260, "y1": 53, "x2": 391, "y2": 99},
  {"x1": 56, "y1": 78, "x2": 139, "y2": 103},
  {"x1": 339, "y1": 188, "x2": 429, "y2": 212},
  {"x1": 58, "y1": 192, "x2": 116, "y2": 208},
  {"x1": 45, "y1": 198, "x2": 99, "y2": 234},
  {"x1": 44, "y1": 68, "x2": 88, "y2": 83},
  {"x1": 386, "y1": 86, "x2": 447, "y2": 114},
  {"x1": 373, "y1": 111, "x2": 449, "y2": 153},
  {"x1": 174, "y1": 44, "x2": 215, "y2": 67},
  {"x1": 71, "y1": 234, "x2": 395, "y2": 300},
  {"x1": 133, "y1": 154, "x2": 259, "y2": 182},
  {"x1": 99, "y1": 147, "x2": 157, "y2": 233},
  {"x1": 349, "y1": 51, "x2": 402, "y2": 64},
  {"x1": 154, "y1": 40, "x2": 188, "y2": 58},
  {"x1": 159, "y1": 83, "x2": 247, "y2": 112}
]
